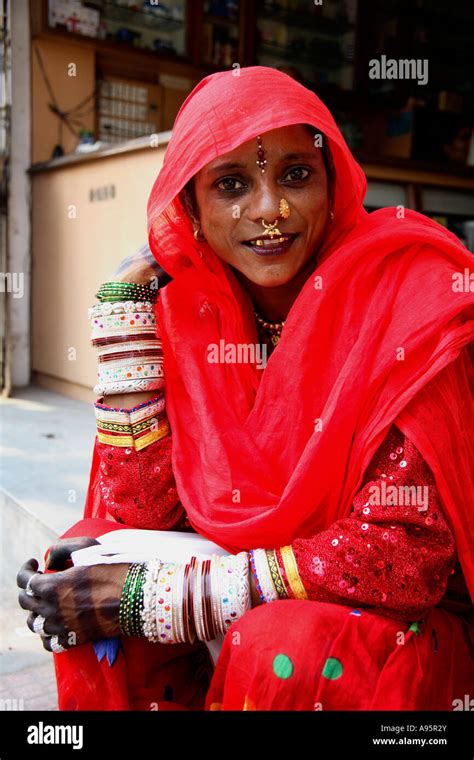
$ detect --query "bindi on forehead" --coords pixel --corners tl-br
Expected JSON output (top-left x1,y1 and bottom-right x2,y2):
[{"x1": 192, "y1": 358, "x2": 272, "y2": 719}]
[{"x1": 256, "y1": 135, "x2": 267, "y2": 173}]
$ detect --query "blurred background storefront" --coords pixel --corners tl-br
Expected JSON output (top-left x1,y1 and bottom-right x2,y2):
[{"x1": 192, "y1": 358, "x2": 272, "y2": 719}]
[{"x1": 2, "y1": 0, "x2": 474, "y2": 400}]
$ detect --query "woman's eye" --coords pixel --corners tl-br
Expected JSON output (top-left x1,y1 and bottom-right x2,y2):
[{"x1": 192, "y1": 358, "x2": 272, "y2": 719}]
[
  {"x1": 283, "y1": 167, "x2": 311, "y2": 183},
  {"x1": 216, "y1": 177, "x2": 246, "y2": 192}
]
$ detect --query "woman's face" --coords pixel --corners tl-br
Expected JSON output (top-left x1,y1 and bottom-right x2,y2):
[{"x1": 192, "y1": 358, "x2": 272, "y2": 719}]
[{"x1": 191, "y1": 124, "x2": 330, "y2": 288}]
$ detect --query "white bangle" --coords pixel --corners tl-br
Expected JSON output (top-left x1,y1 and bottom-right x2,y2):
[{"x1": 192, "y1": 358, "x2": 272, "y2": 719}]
[
  {"x1": 88, "y1": 300, "x2": 155, "y2": 320},
  {"x1": 141, "y1": 558, "x2": 162, "y2": 643},
  {"x1": 93, "y1": 378, "x2": 165, "y2": 396},
  {"x1": 215, "y1": 552, "x2": 250, "y2": 634},
  {"x1": 155, "y1": 562, "x2": 177, "y2": 644}
]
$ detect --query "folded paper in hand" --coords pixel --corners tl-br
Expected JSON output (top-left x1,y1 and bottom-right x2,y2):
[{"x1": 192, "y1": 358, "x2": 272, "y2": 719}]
[{"x1": 71, "y1": 529, "x2": 228, "y2": 666}]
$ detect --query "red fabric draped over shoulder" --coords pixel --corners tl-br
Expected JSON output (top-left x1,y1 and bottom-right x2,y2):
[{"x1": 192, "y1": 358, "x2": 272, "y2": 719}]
[{"x1": 142, "y1": 67, "x2": 474, "y2": 599}]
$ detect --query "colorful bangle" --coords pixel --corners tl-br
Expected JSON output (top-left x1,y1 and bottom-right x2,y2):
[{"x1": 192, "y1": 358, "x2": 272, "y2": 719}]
[
  {"x1": 155, "y1": 562, "x2": 177, "y2": 644},
  {"x1": 249, "y1": 549, "x2": 278, "y2": 603},
  {"x1": 96, "y1": 281, "x2": 158, "y2": 304},
  {"x1": 89, "y1": 298, "x2": 164, "y2": 397},
  {"x1": 131, "y1": 553, "x2": 252, "y2": 646},
  {"x1": 95, "y1": 360, "x2": 164, "y2": 390},
  {"x1": 94, "y1": 394, "x2": 169, "y2": 451},
  {"x1": 249, "y1": 549, "x2": 266, "y2": 603},
  {"x1": 279, "y1": 545, "x2": 308, "y2": 600},
  {"x1": 266, "y1": 548, "x2": 288, "y2": 599},
  {"x1": 214, "y1": 552, "x2": 250, "y2": 635},
  {"x1": 274, "y1": 547, "x2": 293, "y2": 599},
  {"x1": 90, "y1": 308, "x2": 157, "y2": 345}
]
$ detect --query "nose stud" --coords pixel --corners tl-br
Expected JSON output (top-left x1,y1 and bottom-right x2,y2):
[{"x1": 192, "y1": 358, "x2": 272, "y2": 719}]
[{"x1": 279, "y1": 198, "x2": 290, "y2": 219}]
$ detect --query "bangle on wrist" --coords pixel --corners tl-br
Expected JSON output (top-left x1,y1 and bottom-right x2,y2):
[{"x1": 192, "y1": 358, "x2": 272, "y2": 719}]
[
  {"x1": 134, "y1": 552, "x2": 251, "y2": 645},
  {"x1": 96, "y1": 281, "x2": 158, "y2": 304},
  {"x1": 250, "y1": 549, "x2": 279, "y2": 603},
  {"x1": 89, "y1": 299, "x2": 164, "y2": 397},
  {"x1": 119, "y1": 563, "x2": 147, "y2": 637}
]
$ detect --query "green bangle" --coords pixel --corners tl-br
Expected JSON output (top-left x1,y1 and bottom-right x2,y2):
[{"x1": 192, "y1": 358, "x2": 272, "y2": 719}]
[
  {"x1": 96, "y1": 281, "x2": 158, "y2": 304},
  {"x1": 119, "y1": 563, "x2": 142, "y2": 636},
  {"x1": 128, "y1": 564, "x2": 146, "y2": 637},
  {"x1": 119, "y1": 565, "x2": 135, "y2": 636},
  {"x1": 119, "y1": 563, "x2": 147, "y2": 637}
]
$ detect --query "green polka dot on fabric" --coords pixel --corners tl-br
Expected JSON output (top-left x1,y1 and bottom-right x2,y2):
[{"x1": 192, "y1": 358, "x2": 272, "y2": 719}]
[
  {"x1": 272, "y1": 653, "x2": 294, "y2": 680},
  {"x1": 322, "y1": 657, "x2": 343, "y2": 680}
]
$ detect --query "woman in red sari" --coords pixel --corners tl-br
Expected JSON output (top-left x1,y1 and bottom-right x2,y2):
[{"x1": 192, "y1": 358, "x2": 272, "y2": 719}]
[{"x1": 17, "y1": 67, "x2": 474, "y2": 711}]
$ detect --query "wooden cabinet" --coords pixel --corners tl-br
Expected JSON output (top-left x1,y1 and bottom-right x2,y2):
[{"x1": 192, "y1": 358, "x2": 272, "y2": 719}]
[{"x1": 31, "y1": 0, "x2": 257, "y2": 76}]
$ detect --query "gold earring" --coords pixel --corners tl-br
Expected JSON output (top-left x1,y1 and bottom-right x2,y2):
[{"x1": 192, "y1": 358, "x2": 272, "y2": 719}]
[
  {"x1": 279, "y1": 198, "x2": 290, "y2": 219},
  {"x1": 193, "y1": 227, "x2": 205, "y2": 241},
  {"x1": 329, "y1": 210, "x2": 334, "y2": 222}
]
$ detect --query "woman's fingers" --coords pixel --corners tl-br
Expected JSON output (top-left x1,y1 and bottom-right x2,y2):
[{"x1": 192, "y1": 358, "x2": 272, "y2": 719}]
[
  {"x1": 16, "y1": 558, "x2": 39, "y2": 589},
  {"x1": 18, "y1": 589, "x2": 45, "y2": 613},
  {"x1": 17, "y1": 564, "x2": 58, "y2": 618},
  {"x1": 41, "y1": 632, "x2": 72, "y2": 653},
  {"x1": 26, "y1": 611, "x2": 64, "y2": 637},
  {"x1": 20, "y1": 560, "x2": 126, "y2": 650},
  {"x1": 46, "y1": 537, "x2": 100, "y2": 570},
  {"x1": 26, "y1": 611, "x2": 37, "y2": 633}
]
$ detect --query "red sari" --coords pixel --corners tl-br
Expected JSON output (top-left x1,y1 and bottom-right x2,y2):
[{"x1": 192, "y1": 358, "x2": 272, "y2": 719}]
[{"x1": 51, "y1": 67, "x2": 474, "y2": 711}]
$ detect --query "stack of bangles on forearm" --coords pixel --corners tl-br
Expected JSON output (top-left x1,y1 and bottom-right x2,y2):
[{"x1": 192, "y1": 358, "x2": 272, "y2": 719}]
[
  {"x1": 118, "y1": 548, "x2": 287, "y2": 643},
  {"x1": 89, "y1": 281, "x2": 163, "y2": 397}
]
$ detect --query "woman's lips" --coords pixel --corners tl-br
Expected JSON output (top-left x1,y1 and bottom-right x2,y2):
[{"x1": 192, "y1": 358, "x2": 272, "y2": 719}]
[{"x1": 242, "y1": 233, "x2": 298, "y2": 256}]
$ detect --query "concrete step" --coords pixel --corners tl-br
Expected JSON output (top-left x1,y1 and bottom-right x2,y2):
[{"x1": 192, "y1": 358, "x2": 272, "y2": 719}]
[{"x1": 0, "y1": 384, "x2": 96, "y2": 710}]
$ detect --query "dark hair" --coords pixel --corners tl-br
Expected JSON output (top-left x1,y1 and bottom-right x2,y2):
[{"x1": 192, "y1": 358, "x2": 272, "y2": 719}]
[
  {"x1": 181, "y1": 179, "x2": 198, "y2": 221},
  {"x1": 303, "y1": 124, "x2": 335, "y2": 210}
]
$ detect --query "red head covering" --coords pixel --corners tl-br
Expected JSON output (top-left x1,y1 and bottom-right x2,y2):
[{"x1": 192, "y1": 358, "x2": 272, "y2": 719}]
[
  {"x1": 145, "y1": 67, "x2": 474, "y2": 598},
  {"x1": 87, "y1": 67, "x2": 474, "y2": 600}
]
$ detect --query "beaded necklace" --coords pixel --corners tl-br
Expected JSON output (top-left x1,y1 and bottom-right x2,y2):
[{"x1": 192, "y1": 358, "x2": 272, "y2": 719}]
[{"x1": 253, "y1": 310, "x2": 285, "y2": 348}]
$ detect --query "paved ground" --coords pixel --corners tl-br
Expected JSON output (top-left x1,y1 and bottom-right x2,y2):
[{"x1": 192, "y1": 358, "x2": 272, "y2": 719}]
[
  {"x1": 0, "y1": 385, "x2": 95, "y2": 536},
  {"x1": 0, "y1": 385, "x2": 93, "y2": 711},
  {"x1": 0, "y1": 585, "x2": 58, "y2": 710}
]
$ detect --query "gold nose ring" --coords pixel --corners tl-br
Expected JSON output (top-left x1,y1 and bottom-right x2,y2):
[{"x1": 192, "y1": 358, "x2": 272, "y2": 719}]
[
  {"x1": 261, "y1": 219, "x2": 281, "y2": 238},
  {"x1": 260, "y1": 198, "x2": 290, "y2": 238}
]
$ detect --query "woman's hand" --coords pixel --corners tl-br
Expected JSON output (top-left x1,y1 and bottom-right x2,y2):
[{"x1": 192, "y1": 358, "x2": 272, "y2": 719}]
[
  {"x1": 17, "y1": 538, "x2": 130, "y2": 651},
  {"x1": 45, "y1": 536, "x2": 100, "y2": 570}
]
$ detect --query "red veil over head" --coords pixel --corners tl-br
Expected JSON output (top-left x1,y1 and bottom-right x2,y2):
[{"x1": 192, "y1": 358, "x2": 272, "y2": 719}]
[{"x1": 89, "y1": 67, "x2": 474, "y2": 600}]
